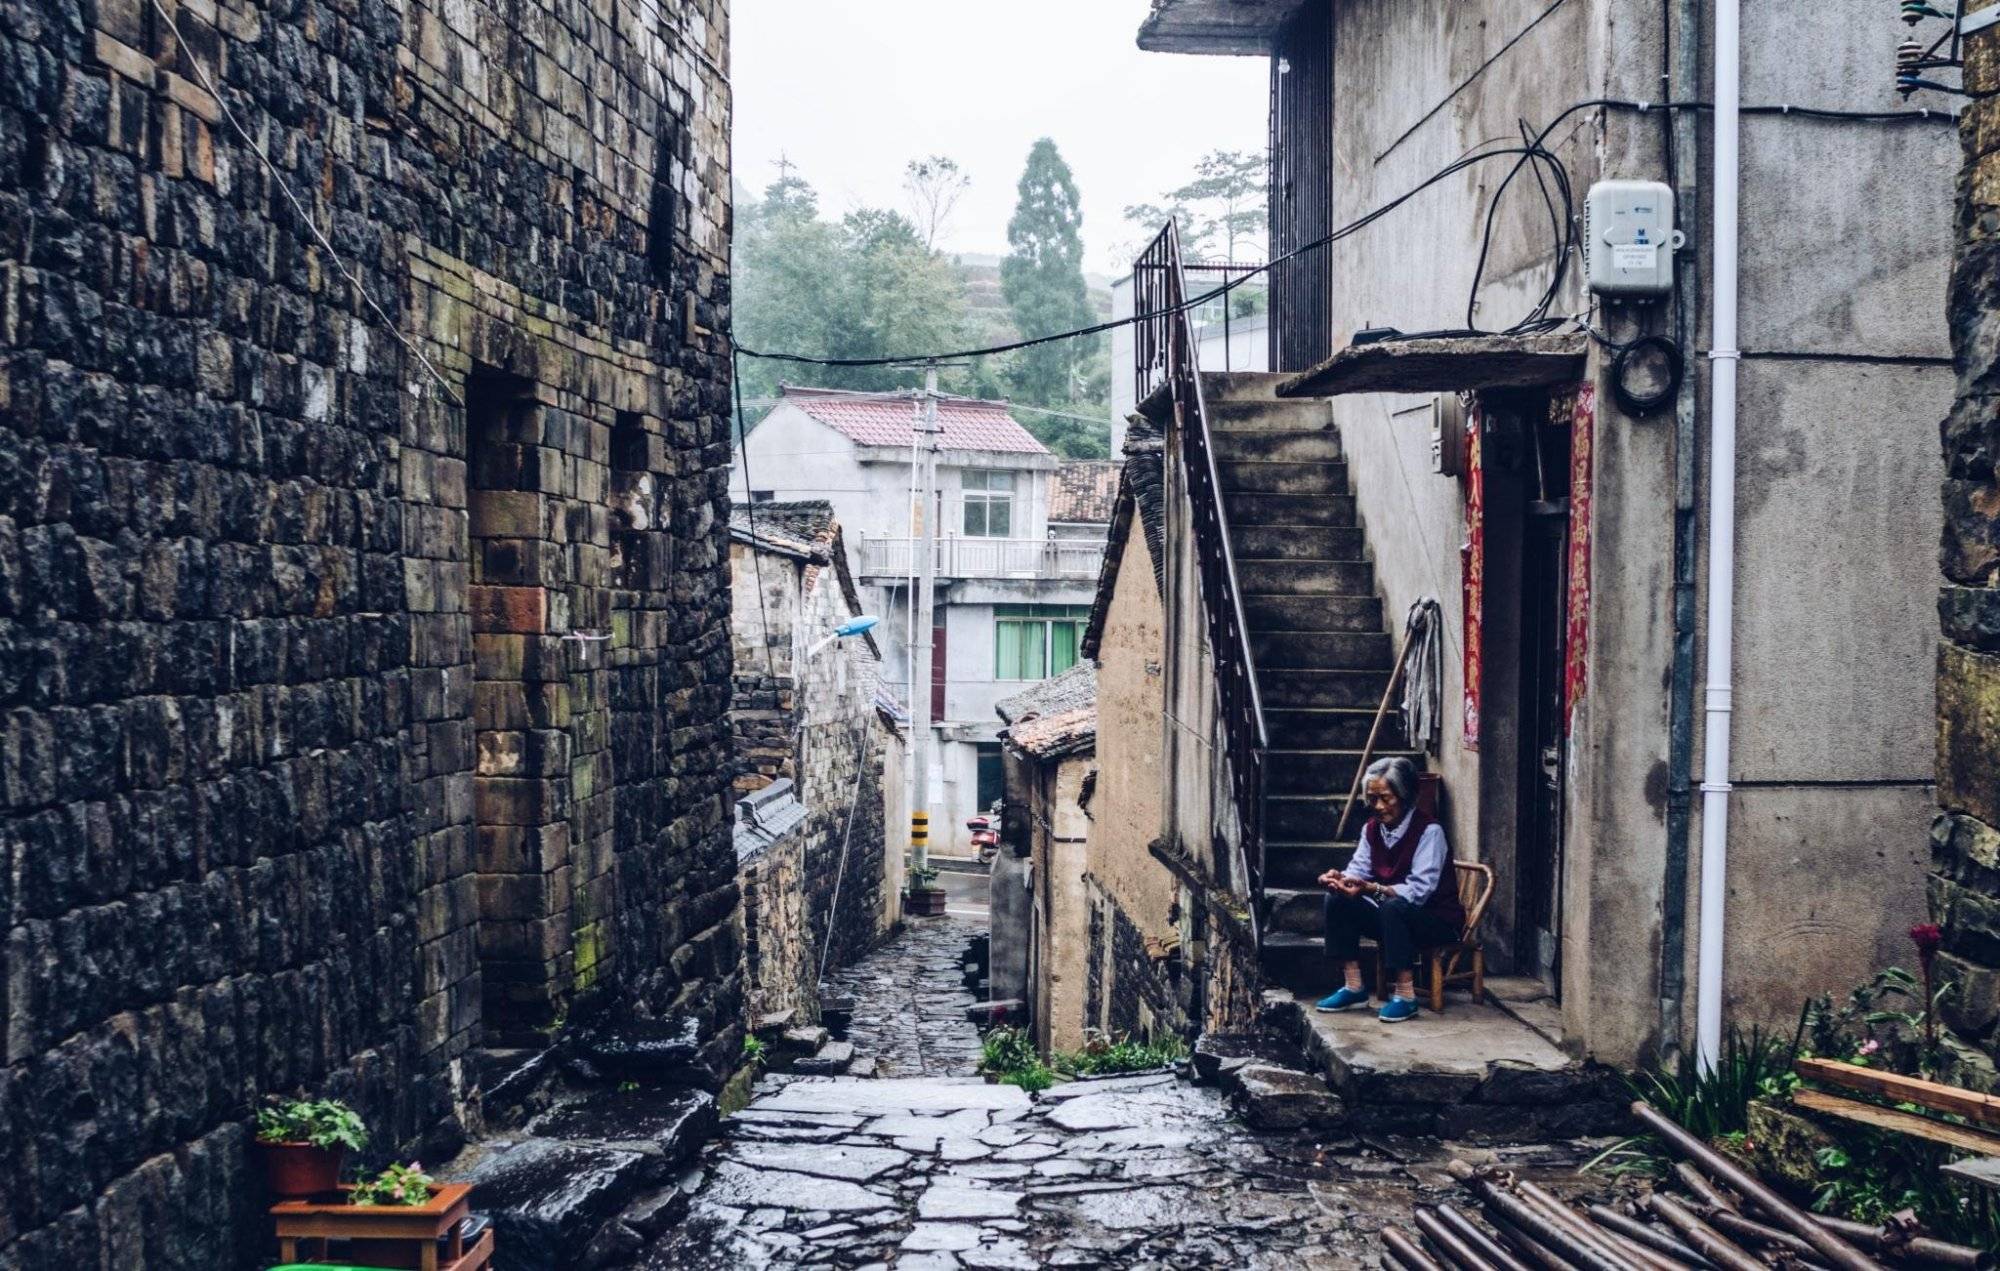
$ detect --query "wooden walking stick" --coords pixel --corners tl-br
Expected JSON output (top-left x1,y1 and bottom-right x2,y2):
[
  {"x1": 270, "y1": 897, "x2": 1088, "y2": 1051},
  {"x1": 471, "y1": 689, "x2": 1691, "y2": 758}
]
[{"x1": 1334, "y1": 618, "x2": 1420, "y2": 841}]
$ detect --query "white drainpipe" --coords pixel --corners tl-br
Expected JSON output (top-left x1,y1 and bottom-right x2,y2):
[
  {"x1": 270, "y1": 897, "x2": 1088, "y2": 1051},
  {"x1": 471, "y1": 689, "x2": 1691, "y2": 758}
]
[{"x1": 1696, "y1": 0, "x2": 1742, "y2": 1073}]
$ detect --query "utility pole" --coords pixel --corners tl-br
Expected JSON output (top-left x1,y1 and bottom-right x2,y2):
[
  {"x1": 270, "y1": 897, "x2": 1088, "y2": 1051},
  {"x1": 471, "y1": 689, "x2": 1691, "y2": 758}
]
[{"x1": 908, "y1": 364, "x2": 943, "y2": 878}]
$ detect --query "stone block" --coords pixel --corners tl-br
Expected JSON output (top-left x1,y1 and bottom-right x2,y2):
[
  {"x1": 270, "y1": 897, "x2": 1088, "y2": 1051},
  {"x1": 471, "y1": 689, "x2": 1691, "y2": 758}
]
[
  {"x1": 470, "y1": 584, "x2": 548, "y2": 634},
  {"x1": 1939, "y1": 644, "x2": 2000, "y2": 827},
  {"x1": 1940, "y1": 950, "x2": 2000, "y2": 1039},
  {"x1": 1229, "y1": 1063, "x2": 1345, "y2": 1131},
  {"x1": 1942, "y1": 586, "x2": 2000, "y2": 654}
]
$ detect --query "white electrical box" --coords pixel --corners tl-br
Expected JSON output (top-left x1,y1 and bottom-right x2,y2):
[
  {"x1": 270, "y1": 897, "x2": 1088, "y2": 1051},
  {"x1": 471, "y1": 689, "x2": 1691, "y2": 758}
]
[{"x1": 1585, "y1": 179, "x2": 1678, "y2": 298}]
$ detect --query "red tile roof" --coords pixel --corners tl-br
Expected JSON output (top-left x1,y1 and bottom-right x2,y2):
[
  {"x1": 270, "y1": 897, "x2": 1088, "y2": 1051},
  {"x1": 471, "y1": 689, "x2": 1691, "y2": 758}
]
[
  {"x1": 783, "y1": 386, "x2": 1049, "y2": 456},
  {"x1": 1049, "y1": 461, "x2": 1121, "y2": 524}
]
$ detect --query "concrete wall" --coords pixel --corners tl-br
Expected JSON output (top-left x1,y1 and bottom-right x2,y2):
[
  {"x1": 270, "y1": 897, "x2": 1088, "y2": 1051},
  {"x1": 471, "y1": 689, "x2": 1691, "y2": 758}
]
[
  {"x1": 1029, "y1": 753, "x2": 1096, "y2": 1054},
  {"x1": 1309, "y1": 0, "x2": 1951, "y2": 1063}
]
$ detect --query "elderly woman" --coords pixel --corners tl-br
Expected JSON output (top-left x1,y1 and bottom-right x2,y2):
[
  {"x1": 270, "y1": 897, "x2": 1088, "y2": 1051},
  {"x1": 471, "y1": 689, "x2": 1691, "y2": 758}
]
[{"x1": 1315, "y1": 756, "x2": 1463, "y2": 1022}]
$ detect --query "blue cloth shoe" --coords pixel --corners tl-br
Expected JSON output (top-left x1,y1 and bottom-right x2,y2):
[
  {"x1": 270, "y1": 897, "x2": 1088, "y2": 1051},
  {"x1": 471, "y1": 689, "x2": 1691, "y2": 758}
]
[
  {"x1": 1378, "y1": 996, "x2": 1420, "y2": 1024},
  {"x1": 1314, "y1": 987, "x2": 1370, "y2": 1013}
]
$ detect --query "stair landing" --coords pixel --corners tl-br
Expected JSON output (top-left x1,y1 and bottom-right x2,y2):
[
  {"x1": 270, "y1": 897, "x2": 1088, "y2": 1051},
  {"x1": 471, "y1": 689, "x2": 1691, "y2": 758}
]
[{"x1": 1260, "y1": 988, "x2": 1624, "y2": 1143}]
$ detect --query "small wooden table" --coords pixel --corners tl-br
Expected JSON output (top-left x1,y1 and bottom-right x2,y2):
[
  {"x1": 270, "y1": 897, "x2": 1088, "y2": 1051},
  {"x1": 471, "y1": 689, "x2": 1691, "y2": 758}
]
[{"x1": 270, "y1": 1183, "x2": 491, "y2": 1271}]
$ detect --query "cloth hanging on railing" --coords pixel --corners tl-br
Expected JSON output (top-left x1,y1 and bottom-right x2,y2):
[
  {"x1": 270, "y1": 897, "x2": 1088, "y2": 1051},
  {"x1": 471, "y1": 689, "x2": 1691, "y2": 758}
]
[{"x1": 1401, "y1": 597, "x2": 1445, "y2": 755}]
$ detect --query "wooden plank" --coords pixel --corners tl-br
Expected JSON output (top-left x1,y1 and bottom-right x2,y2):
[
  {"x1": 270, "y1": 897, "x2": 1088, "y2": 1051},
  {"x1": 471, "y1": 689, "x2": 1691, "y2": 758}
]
[
  {"x1": 1795, "y1": 1057, "x2": 2000, "y2": 1128},
  {"x1": 1791, "y1": 1088, "x2": 2000, "y2": 1156},
  {"x1": 1942, "y1": 1155, "x2": 2000, "y2": 1194}
]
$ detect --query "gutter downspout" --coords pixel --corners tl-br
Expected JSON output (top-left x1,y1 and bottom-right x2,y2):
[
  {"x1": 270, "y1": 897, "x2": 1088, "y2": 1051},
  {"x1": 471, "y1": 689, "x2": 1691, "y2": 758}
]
[
  {"x1": 1696, "y1": 0, "x2": 1743, "y2": 1072},
  {"x1": 1659, "y1": 0, "x2": 1702, "y2": 1065}
]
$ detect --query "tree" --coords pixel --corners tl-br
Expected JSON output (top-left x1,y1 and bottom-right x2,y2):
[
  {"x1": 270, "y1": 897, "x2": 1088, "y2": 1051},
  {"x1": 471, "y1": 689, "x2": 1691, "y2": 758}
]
[
  {"x1": 904, "y1": 156, "x2": 971, "y2": 252},
  {"x1": 1000, "y1": 139, "x2": 1094, "y2": 412},
  {"x1": 1122, "y1": 148, "x2": 1267, "y2": 264}
]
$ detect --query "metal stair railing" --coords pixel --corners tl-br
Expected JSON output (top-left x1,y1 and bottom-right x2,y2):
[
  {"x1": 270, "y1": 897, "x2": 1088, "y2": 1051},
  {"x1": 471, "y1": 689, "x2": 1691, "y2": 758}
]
[{"x1": 1134, "y1": 221, "x2": 1270, "y2": 946}]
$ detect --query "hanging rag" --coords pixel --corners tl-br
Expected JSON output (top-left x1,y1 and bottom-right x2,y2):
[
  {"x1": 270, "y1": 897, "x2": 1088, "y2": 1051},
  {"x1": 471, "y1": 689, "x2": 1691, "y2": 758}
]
[{"x1": 1401, "y1": 597, "x2": 1444, "y2": 755}]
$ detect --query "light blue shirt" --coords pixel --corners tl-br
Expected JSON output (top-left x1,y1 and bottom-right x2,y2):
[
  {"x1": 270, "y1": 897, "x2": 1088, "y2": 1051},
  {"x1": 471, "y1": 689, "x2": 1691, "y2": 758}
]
[{"x1": 1343, "y1": 807, "x2": 1449, "y2": 905}]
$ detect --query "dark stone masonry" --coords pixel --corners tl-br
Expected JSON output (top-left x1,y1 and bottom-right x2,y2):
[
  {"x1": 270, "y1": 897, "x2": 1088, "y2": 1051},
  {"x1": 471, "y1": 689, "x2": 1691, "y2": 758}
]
[{"x1": 0, "y1": 0, "x2": 737, "y2": 1264}]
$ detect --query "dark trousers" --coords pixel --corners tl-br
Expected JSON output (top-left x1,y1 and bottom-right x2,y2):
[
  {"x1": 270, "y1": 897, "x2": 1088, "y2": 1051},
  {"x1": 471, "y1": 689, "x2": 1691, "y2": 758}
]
[{"x1": 1323, "y1": 890, "x2": 1458, "y2": 974}]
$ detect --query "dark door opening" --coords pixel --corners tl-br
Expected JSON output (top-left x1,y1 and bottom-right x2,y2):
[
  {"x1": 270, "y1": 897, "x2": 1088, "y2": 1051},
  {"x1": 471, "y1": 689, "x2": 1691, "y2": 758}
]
[{"x1": 1514, "y1": 399, "x2": 1572, "y2": 995}]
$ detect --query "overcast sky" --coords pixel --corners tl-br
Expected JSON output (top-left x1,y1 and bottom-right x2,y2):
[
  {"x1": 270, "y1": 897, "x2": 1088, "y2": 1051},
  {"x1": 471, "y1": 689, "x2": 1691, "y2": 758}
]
[{"x1": 731, "y1": 3, "x2": 1270, "y2": 278}]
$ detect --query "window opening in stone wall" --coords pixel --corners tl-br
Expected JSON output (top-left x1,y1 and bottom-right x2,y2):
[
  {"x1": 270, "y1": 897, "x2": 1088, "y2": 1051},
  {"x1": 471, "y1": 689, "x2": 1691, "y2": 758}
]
[
  {"x1": 647, "y1": 117, "x2": 680, "y2": 292},
  {"x1": 610, "y1": 410, "x2": 655, "y2": 589}
]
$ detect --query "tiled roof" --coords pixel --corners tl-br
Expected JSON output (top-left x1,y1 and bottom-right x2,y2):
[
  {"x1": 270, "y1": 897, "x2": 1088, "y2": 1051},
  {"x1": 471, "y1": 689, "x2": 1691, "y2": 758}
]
[
  {"x1": 1050, "y1": 461, "x2": 1121, "y2": 524},
  {"x1": 734, "y1": 778, "x2": 809, "y2": 863},
  {"x1": 995, "y1": 661, "x2": 1097, "y2": 726},
  {"x1": 729, "y1": 499, "x2": 836, "y2": 560},
  {"x1": 1008, "y1": 706, "x2": 1096, "y2": 761},
  {"x1": 783, "y1": 386, "x2": 1049, "y2": 455}
]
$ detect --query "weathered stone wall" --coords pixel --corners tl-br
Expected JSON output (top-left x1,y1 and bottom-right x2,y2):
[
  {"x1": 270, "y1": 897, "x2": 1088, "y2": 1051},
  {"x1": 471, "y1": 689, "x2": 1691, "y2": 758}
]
[
  {"x1": 1935, "y1": 18, "x2": 2000, "y2": 1070},
  {"x1": 729, "y1": 533, "x2": 894, "y2": 1022},
  {"x1": 0, "y1": 0, "x2": 737, "y2": 1262}
]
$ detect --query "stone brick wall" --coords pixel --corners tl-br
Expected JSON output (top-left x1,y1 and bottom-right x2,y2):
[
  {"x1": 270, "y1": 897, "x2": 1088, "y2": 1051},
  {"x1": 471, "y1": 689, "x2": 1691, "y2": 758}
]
[
  {"x1": 0, "y1": 0, "x2": 738, "y2": 1263},
  {"x1": 1938, "y1": 19, "x2": 2000, "y2": 1073},
  {"x1": 729, "y1": 533, "x2": 894, "y2": 1021}
]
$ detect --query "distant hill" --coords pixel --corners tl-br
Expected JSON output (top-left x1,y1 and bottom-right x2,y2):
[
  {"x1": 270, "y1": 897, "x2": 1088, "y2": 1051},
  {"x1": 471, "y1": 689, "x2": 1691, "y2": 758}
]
[{"x1": 952, "y1": 253, "x2": 1114, "y2": 346}]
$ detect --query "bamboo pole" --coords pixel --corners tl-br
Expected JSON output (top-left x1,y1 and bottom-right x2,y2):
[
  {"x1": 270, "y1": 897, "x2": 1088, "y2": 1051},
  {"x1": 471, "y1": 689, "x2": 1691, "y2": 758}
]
[
  {"x1": 1418, "y1": 1207, "x2": 1504, "y2": 1271},
  {"x1": 1447, "y1": 1162, "x2": 1635, "y2": 1271},
  {"x1": 1674, "y1": 1162, "x2": 1740, "y2": 1214},
  {"x1": 1629, "y1": 1102, "x2": 1883, "y2": 1271},
  {"x1": 1801, "y1": 1215, "x2": 1990, "y2": 1271},
  {"x1": 1436, "y1": 1203, "x2": 1539, "y2": 1271},
  {"x1": 1648, "y1": 1194, "x2": 1770, "y2": 1271},
  {"x1": 1388, "y1": 1226, "x2": 1452, "y2": 1271},
  {"x1": 1516, "y1": 1180, "x2": 1679, "y2": 1271},
  {"x1": 1587, "y1": 1206, "x2": 1719, "y2": 1270}
]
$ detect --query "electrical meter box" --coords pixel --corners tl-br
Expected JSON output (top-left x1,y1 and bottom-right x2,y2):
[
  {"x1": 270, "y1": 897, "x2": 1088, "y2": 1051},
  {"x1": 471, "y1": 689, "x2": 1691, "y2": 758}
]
[{"x1": 1586, "y1": 180, "x2": 1678, "y2": 298}]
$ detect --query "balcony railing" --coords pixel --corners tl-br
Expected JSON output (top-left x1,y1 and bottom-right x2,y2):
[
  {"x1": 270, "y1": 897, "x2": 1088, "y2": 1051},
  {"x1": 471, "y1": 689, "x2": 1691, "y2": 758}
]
[{"x1": 858, "y1": 535, "x2": 1105, "y2": 582}]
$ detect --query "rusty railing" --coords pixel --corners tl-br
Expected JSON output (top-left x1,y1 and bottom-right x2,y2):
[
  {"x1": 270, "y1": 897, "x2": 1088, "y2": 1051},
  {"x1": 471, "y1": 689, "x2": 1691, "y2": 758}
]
[{"x1": 1134, "y1": 221, "x2": 1269, "y2": 944}]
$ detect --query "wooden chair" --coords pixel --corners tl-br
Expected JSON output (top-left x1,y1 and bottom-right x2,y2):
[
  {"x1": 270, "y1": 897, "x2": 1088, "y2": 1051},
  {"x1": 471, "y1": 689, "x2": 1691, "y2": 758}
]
[{"x1": 1372, "y1": 860, "x2": 1494, "y2": 1012}]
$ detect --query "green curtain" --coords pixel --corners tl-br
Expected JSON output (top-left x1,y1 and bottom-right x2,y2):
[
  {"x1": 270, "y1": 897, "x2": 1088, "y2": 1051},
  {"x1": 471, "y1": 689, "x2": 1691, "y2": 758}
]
[
  {"x1": 995, "y1": 619, "x2": 1033, "y2": 679},
  {"x1": 1050, "y1": 621, "x2": 1080, "y2": 676}
]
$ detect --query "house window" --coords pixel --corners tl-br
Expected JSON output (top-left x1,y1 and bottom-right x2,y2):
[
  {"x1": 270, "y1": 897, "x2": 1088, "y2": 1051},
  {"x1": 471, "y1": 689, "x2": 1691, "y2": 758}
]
[
  {"x1": 962, "y1": 469, "x2": 1015, "y2": 538},
  {"x1": 976, "y1": 743, "x2": 1004, "y2": 814},
  {"x1": 993, "y1": 604, "x2": 1090, "y2": 680}
]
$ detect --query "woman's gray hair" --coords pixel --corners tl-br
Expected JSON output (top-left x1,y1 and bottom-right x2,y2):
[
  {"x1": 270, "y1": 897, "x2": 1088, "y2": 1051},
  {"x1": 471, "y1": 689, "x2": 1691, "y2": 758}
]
[{"x1": 1365, "y1": 755, "x2": 1419, "y2": 803}]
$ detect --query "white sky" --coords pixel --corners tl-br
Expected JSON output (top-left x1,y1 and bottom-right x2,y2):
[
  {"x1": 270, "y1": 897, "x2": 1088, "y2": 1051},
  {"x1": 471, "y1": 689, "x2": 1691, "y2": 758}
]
[{"x1": 730, "y1": 2, "x2": 1271, "y2": 278}]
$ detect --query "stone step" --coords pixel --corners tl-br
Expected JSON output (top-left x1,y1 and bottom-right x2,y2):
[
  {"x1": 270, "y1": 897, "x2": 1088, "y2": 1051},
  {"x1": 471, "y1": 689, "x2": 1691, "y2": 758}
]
[
  {"x1": 1266, "y1": 707, "x2": 1406, "y2": 749},
  {"x1": 1258, "y1": 668, "x2": 1394, "y2": 709},
  {"x1": 1211, "y1": 429, "x2": 1343, "y2": 464},
  {"x1": 1226, "y1": 492, "x2": 1356, "y2": 527},
  {"x1": 1266, "y1": 886, "x2": 1329, "y2": 934},
  {"x1": 1238, "y1": 559, "x2": 1374, "y2": 596},
  {"x1": 1262, "y1": 841, "x2": 1360, "y2": 889},
  {"x1": 1254, "y1": 988, "x2": 1623, "y2": 1143},
  {"x1": 1234, "y1": 528, "x2": 1368, "y2": 564},
  {"x1": 1207, "y1": 397, "x2": 1337, "y2": 433},
  {"x1": 1268, "y1": 794, "x2": 1388, "y2": 839},
  {"x1": 1250, "y1": 629, "x2": 1394, "y2": 671},
  {"x1": 1218, "y1": 460, "x2": 1348, "y2": 496},
  {"x1": 1264, "y1": 748, "x2": 1424, "y2": 796},
  {"x1": 1240, "y1": 595, "x2": 1384, "y2": 635},
  {"x1": 1202, "y1": 371, "x2": 1310, "y2": 405}
]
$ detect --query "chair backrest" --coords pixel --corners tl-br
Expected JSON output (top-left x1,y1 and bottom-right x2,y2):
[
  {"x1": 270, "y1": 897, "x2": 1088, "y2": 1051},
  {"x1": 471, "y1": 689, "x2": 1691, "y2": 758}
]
[{"x1": 1453, "y1": 861, "x2": 1495, "y2": 942}]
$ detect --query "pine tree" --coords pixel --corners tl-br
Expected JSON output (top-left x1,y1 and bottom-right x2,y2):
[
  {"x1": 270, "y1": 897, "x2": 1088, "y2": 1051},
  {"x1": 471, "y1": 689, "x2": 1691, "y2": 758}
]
[{"x1": 1000, "y1": 139, "x2": 1094, "y2": 411}]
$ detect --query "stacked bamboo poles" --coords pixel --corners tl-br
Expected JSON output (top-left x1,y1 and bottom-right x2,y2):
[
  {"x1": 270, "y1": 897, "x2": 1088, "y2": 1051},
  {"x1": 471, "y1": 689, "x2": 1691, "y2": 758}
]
[{"x1": 1378, "y1": 1100, "x2": 1993, "y2": 1271}]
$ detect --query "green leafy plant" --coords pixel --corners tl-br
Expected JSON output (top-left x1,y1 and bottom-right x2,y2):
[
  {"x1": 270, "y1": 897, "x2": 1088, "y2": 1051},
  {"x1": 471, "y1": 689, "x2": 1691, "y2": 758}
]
[
  {"x1": 907, "y1": 865, "x2": 940, "y2": 891},
  {"x1": 742, "y1": 1034, "x2": 767, "y2": 1062},
  {"x1": 1588, "y1": 1023, "x2": 1800, "y2": 1180},
  {"x1": 255, "y1": 1098, "x2": 368, "y2": 1152},
  {"x1": 349, "y1": 1162, "x2": 434, "y2": 1207},
  {"x1": 1803, "y1": 964, "x2": 1952, "y2": 1078},
  {"x1": 1054, "y1": 1032, "x2": 1188, "y2": 1077},
  {"x1": 1000, "y1": 1061, "x2": 1055, "y2": 1093},
  {"x1": 977, "y1": 1026, "x2": 1055, "y2": 1091}
]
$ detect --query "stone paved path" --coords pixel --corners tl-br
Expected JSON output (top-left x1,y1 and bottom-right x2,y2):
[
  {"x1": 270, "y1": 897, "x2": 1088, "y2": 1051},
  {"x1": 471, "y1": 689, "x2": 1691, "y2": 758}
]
[{"x1": 822, "y1": 915, "x2": 986, "y2": 1078}]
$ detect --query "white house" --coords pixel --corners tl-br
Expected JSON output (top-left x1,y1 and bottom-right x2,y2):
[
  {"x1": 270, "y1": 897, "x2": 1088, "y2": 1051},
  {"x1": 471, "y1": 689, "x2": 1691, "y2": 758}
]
[{"x1": 731, "y1": 386, "x2": 1109, "y2": 855}]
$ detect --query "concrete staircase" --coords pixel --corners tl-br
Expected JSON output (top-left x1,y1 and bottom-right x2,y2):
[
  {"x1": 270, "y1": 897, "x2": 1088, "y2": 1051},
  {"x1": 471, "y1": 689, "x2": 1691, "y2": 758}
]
[{"x1": 1202, "y1": 373, "x2": 1422, "y2": 983}]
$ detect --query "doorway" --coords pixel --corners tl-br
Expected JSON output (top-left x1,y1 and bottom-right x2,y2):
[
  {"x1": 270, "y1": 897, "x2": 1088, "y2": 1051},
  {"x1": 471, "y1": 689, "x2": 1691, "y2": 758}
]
[{"x1": 1513, "y1": 398, "x2": 1572, "y2": 995}]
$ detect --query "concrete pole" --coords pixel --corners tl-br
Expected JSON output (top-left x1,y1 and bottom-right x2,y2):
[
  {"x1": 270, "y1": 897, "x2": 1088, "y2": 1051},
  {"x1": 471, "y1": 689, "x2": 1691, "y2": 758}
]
[{"x1": 908, "y1": 365, "x2": 942, "y2": 878}]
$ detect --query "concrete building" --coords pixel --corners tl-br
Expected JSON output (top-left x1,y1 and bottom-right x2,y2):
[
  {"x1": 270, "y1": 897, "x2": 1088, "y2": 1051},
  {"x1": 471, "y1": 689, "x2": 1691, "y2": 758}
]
[
  {"x1": 728, "y1": 503, "x2": 904, "y2": 1026},
  {"x1": 1120, "y1": 0, "x2": 1954, "y2": 1068},
  {"x1": 731, "y1": 387, "x2": 1107, "y2": 855},
  {"x1": 0, "y1": 0, "x2": 738, "y2": 1260}
]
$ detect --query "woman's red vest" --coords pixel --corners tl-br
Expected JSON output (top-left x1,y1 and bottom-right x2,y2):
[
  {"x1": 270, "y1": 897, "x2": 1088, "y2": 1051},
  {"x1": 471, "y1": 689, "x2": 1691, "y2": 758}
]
[{"x1": 1362, "y1": 807, "x2": 1465, "y2": 928}]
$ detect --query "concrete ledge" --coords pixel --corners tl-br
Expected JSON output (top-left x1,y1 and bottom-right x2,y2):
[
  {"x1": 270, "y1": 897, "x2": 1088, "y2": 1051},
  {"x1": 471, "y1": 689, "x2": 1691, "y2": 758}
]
[{"x1": 1276, "y1": 333, "x2": 1590, "y2": 398}]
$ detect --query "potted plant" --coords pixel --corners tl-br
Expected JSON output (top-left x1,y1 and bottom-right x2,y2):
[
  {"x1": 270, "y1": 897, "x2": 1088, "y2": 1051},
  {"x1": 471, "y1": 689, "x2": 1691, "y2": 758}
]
[
  {"x1": 255, "y1": 1097, "x2": 368, "y2": 1199},
  {"x1": 907, "y1": 864, "x2": 948, "y2": 917},
  {"x1": 271, "y1": 1163, "x2": 486, "y2": 1270},
  {"x1": 346, "y1": 1163, "x2": 443, "y2": 1269}
]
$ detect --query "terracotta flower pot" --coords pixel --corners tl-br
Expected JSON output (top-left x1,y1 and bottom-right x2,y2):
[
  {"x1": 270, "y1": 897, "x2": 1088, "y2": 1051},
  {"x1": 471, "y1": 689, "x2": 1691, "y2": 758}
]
[
  {"x1": 260, "y1": 1141, "x2": 345, "y2": 1199},
  {"x1": 907, "y1": 887, "x2": 948, "y2": 917}
]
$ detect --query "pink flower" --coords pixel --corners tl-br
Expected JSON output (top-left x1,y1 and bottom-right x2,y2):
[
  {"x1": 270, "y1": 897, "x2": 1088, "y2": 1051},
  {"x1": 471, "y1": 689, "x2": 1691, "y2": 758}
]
[{"x1": 1858, "y1": 1038, "x2": 1881, "y2": 1056}]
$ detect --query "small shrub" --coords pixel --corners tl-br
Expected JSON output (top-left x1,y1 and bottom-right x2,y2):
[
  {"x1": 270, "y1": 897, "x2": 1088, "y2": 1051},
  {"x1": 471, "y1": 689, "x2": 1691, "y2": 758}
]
[
  {"x1": 742, "y1": 1034, "x2": 766, "y2": 1062},
  {"x1": 255, "y1": 1098, "x2": 368, "y2": 1152},
  {"x1": 1000, "y1": 1062, "x2": 1055, "y2": 1093},
  {"x1": 350, "y1": 1161, "x2": 434, "y2": 1207},
  {"x1": 979, "y1": 1026, "x2": 1038, "y2": 1076},
  {"x1": 1053, "y1": 1032, "x2": 1189, "y2": 1077}
]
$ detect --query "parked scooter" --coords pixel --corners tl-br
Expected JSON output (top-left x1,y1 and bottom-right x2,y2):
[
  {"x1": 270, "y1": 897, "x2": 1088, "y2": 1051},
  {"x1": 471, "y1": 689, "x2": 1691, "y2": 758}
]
[{"x1": 967, "y1": 815, "x2": 999, "y2": 865}]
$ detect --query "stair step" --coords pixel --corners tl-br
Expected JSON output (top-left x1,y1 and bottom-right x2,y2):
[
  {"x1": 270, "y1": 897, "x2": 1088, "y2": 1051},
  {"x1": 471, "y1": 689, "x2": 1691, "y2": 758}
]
[
  {"x1": 1207, "y1": 398, "x2": 1336, "y2": 433},
  {"x1": 1243, "y1": 591, "x2": 1381, "y2": 630},
  {"x1": 1211, "y1": 430, "x2": 1343, "y2": 464},
  {"x1": 1238, "y1": 559, "x2": 1374, "y2": 595},
  {"x1": 1226, "y1": 492, "x2": 1356, "y2": 527},
  {"x1": 1267, "y1": 707, "x2": 1407, "y2": 749},
  {"x1": 1265, "y1": 749, "x2": 1425, "y2": 795},
  {"x1": 1234, "y1": 528, "x2": 1368, "y2": 565},
  {"x1": 1266, "y1": 887, "x2": 1328, "y2": 934},
  {"x1": 1218, "y1": 460, "x2": 1348, "y2": 496},
  {"x1": 1269, "y1": 794, "x2": 1402, "y2": 838},
  {"x1": 1263, "y1": 842, "x2": 1362, "y2": 889},
  {"x1": 1259, "y1": 669, "x2": 1394, "y2": 709},
  {"x1": 1201, "y1": 371, "x2": 1308, "y2": 405},
  {"x1": 1250, "y1": 630, "x2": 1393, "y2": 671}
]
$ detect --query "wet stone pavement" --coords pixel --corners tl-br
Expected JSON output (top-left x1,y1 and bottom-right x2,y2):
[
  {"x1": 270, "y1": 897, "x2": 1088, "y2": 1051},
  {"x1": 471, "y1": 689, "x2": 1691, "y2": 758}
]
[
  {"x1": 626, "y1": 917, "x2": 1616, "y2": 1269},
  {"x1": 821, "y1": 915, "x2": 986, "y2": 1078}
]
